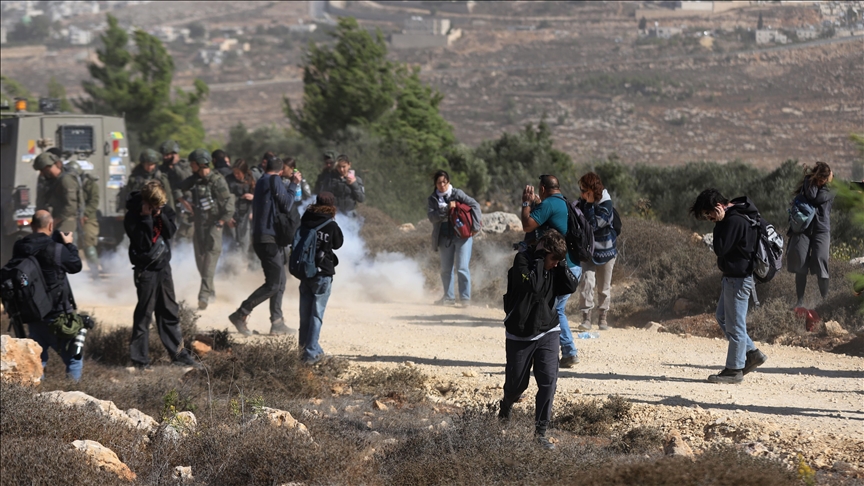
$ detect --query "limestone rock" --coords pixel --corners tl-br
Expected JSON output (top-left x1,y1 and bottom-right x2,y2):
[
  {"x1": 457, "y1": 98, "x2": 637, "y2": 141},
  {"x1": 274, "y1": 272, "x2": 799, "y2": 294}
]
[
  {"x1": 643, "y1": 321, "x2": 665, "y2": 332},
  {"x1": 190, "y1": 340, "x2": 212, "y2": 356},
  {"x1": 173, "y1": 466, "x2": 193, "y2": 482},
  {"x1": 161, "y1": 411, "x2": 198, "y2": 442},
  {"x1": 823, "y1": 320, "x2": 848, "y2": 337},
  {"x1": 254, "y1": 407, "x2": 309, "y2": 435},
  {"x1": 40, "y1": 391, "x2": 158, "y2": 433},
  {"x1": 398, "y1": 223, "x2": 415, "y2": 232},
  {"x1": 663, "y1": 430, "x2": 694, "y2": 457},
  {"x1": 373, "y1": 400, "x2": 388, "y2": 411},
  {"x1": 849, "y1": 256, "x2": 864, "y2": 266},
  {"x1": 0, "y1": 335, "x2": 43, "y2": 385},
  {"x1": 71, "y1": 440, "x2": 136, "y2": 481},
  {"x1": 462, "y1": 370, "x2": 477, "y2": 377},
  {"x1": 481, "y1": 212, "x2": 522, "y2": 234}
]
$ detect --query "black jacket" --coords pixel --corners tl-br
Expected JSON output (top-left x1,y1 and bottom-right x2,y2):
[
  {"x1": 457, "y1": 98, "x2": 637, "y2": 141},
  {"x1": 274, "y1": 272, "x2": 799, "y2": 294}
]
[
  {"x1": 713, "y1": 196, "x2": 759, "y2": 278},
  {"x1": 315, "y1": 170, "x2": 365, "y2": 214},
  {"x1": 299, "y1": 205, "x2": 343, "y2": 277},
  {"x1": 801, "y1": 177, "x2": 834, "y2": 235},
  {"x1": 503, "y1": 249, "x2": 579, "y2": 338},
  {"x1": 11, "y1": 231, "x2": 82, "y2": 320},
  {"x1": 124, "y1": 191, "x2": 178, "y2": 271}
]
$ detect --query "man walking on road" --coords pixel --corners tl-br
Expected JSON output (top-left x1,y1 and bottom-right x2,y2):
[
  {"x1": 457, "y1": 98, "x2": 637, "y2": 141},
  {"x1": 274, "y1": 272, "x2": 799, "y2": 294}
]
[
  {"x1": 520, "y1": 175, "x2": 583, "y2": 368},
  {"x1": 229, "y1": 157, "x2": 301, "y2": 336},
  {"x1": 689, "y1": 188, "x2": 768, "y2": 384}
]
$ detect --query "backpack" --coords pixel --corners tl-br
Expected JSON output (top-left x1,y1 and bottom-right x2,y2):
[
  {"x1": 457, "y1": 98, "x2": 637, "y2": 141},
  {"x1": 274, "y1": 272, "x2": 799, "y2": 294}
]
[
  {"x1": 565, "y1": 197, "x2": 594, "y2": 263},
  {"x1": 450, "y1": 201, "x2": 475, "y2": 239},
  {"x1": 0, "y1": 246, "x2": 57, "y2": 329},
  {"x1": 788, "y1": 193, "x2": 816, "y2": 234},
  {"x1": 288, "y1": 219, "x2": 332, "y2": 280},
  {"x1": 270, "y1": 175, "x2": 301, "y2": 247},
  {"x1": 743, "y1": 214, "x2": 784, "y2": 283},
  {"x1": 612, "y1": 207, "x2": 622, "y2": 236}
]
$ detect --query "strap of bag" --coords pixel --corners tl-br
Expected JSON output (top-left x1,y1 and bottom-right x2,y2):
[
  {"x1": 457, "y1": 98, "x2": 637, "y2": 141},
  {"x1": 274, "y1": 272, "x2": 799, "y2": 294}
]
[{"x1": 53, "y1": 241, "x2": 76, "y2": 313}]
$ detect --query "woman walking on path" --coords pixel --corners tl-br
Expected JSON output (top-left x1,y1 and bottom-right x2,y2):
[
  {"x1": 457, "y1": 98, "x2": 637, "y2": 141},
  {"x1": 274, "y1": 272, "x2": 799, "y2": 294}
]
[
  {"x1": 787, "y1": 161, "x2": 834, "y2": 308},
  {"x1": 577, "y1": 172, "x2": 618, "y2": 331},
  {"x1": 427, "y1": 170, "x2": 482, "y2": 307}
]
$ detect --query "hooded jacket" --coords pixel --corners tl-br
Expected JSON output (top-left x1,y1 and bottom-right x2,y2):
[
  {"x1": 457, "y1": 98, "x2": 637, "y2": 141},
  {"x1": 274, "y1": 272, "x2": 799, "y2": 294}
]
[
  {"x1": 713, "y1": 196, "x2": 759, "y2": 278},
  {"x1": 299, "y1": 205, "x2": 343, "y2": 277},
  {"x1": 124, "y1": 191, "x2": 177, "y2": 271},
  {"x1": 426, "y1": 187, "x2": 482, "y2": 250},
  {"x1": 11, "y1": 231, "x2": 82, "y2": 321},
  {"x1": 503, "y1": 249, "x2": 579, "y2": 338}
]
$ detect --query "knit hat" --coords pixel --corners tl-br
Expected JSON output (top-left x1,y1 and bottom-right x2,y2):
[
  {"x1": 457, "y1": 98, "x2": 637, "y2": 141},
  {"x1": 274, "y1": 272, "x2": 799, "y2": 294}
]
[{"x1": 33, "y1": 152, "x2": 59, "y2": 170}]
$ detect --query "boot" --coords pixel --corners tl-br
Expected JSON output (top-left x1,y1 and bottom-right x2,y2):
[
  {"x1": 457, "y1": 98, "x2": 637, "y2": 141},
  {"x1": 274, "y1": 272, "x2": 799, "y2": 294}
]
[
  {"x1": 228, "y1": 310, "x2": 252, "y2": 336},
  {"x1": 598, "y1": 310, "x2": 609, "y2": 330},
  {"x1": 269, "y1": 318, "x2": 291, "y2": 336},
  {"x1": 577, "y1": 311, "x2": 592, "y2": 331}
]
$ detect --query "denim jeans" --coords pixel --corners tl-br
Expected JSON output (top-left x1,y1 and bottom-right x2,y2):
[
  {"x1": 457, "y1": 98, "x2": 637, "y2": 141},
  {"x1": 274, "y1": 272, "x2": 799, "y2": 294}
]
[
  {"x1": 298, "y1": 275, "x2": 333, "y2": 363},
  {"x1": 716, "y1": 276, "x2": 757, "y2": 370},
  {"x1": 438, "y1": 236, "x2": 473, "y2": 301},
  {"x1": 555, "y1": 265, "x2": 583, "y2": 358},
  {"x1": 28, "y1": 320, "x2": 83, "y2": 381}
]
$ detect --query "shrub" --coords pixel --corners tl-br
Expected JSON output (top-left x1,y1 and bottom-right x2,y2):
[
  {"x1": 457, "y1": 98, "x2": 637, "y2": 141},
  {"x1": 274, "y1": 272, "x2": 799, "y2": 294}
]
[
  {"x1": 352, "y1": 365, "x2": 429, "y2": 403},
  {"x1": 556, "y1": 395, "x2": 632, "y2": 436}
]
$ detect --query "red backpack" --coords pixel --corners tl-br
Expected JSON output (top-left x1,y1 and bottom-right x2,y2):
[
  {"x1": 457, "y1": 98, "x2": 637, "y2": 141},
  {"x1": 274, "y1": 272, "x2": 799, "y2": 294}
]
[{"x1": 450, "y1": 202, "x2": 475, "y2": 238}]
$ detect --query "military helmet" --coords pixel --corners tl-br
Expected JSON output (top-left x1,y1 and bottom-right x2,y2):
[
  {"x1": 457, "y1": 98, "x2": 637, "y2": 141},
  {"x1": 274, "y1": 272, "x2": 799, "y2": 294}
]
[
  {"x1": 189, "y1": 148, "x2": 213, "y2": 169},
  {"x1": 65, "y1": 160, "x2": 82, "y2": 173},
  {"x1": 323, "y1": 151, "x2": 336, "y2": 161},
  {"x1": 159, "y1": 140, "x2": 180, "y2": 155},
  {"x1": 33, "y1": 152, "x2": 60, "y2": 171},
  {"x1": 139, "y1": 149, "x2": 161, "y2": 164}
]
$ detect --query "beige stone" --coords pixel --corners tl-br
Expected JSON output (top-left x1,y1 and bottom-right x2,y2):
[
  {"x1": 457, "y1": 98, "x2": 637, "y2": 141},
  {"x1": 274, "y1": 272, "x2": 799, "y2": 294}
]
[
  {"x1": 481, "y1": 212, "x2": 522, "y2": 234},
  {"x1": 643, "y1": 321, "x2": 665, "y2": 332},
  {"x1": 190, "y1": 340, "x2": 212, "y2": 356},
  {"x1": 373, "y1": 400, "x2": 388, "y2": 411},
  {"x1": 823, "y1": 320, "x2": 848, "y2": 337},
  {"x1": 161, "y1": 411, "x2": 198, "y2": 442},
  {"x1": 40, "y1": 391, "x2": 158, "y2": 433},
  {"x1": 398, "y1": 223, "x2": 415, "y2": 232},
  {"x1": 71, "y1": 440, "x2": 136, "y2": 481},
  {"x1": 0, "y1": 335, "x2": 43, "y2": 385},
  {"x1": 173, "y1": 466, "x2": 194, "y2": 482},
  {"x1": 255, "y1": 407, "x2": 309, "y2": 435},
  {"x1": 663, "y1": 430, "x2": 694, "y2": 457}
]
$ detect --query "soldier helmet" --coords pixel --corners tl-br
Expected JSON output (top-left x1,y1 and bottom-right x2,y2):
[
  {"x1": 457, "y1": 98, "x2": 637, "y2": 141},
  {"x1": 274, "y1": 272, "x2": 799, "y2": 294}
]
[
  {"x1": 159, "y1": 140, "x2": 180, "y2": 155},
  {"x1": 139, "y1": 149, "x2": 161, "y2": 165},
  {"x1": 323, "y1": 151, "x2": 336, "y2": 161},
  {"x1": 65, "y1": 160, "x2": 82, "y2": 173},
  {"x1": 33, "y1": 152, "x2": 60, "y2": 171},
  {"x1": 46, "y1": 147, "x2": 64, "y2": 158},
  {"x1": 189, "y1": 148, "x2": 213, "y2": 168}
]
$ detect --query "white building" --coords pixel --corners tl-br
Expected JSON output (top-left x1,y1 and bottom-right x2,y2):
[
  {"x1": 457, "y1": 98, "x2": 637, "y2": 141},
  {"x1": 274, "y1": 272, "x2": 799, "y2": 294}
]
[
  {"x1": 755, "y1": 29, "x2": 788, "y2": 44},
  {"x1": 391, "y1": 17, "x2": 460, "y2": 49},
  {"x1": 795, "y1": 27, "x2": 819, "y2": 40},
  {"x1": 68, "y1": 25, "x2": 92, "y2": 45}
]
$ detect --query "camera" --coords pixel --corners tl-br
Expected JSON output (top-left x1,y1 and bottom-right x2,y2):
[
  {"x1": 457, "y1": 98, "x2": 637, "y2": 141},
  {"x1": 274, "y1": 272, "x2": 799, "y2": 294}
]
[{"x1": 71, "y1": 314, "x2": 96, "y2": 359}]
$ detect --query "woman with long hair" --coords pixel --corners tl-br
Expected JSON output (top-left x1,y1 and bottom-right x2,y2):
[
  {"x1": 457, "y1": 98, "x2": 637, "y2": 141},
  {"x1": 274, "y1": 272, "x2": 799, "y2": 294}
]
[
  {"x1": 787, "y1": 161, "x2": 834, "y2": 307},
  {"x1": 225, "y1": 158, "x2": 255, "y2": 254},
  {"x1": 576, "y1": 172, "x2": 618, "y2": 330}
]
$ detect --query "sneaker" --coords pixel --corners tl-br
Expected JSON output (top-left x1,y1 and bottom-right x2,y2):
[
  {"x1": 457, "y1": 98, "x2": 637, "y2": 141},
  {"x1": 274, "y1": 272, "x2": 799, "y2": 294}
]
[
  {"x1": 498, "y1": 400, "x2": 513, "y2": 421},
  {"x1": 434, "y1": 297, "x2": 457, "y2": 307},
  {"x1": 598, "y1": 311, "x2": 610, "y2": 330},
  {"x1": 559, "y1": 355, "x2": 579, "y2": 368},
  {"x1": 172, "y1": 351, "x2": 202, "y2": 369},
  {"x1": 577, "y1": 311, "x2": 592, "y2": 331},
  {"x1": 228, "y1": 310, "x2": 252, "y2": 336},
  {"x1": 535, "y1": 435, "x2": 556, "y2": 451},
  {"x1": 457, "y1": 300, "x2": 472, "y2": 308},
  {"x1": 742, "y1": 349, "x2": 767, "y2": 375},
  {"x1": 197, "y1": 300, "x2": 208, "y2": 310},
  {"x1": 707, "y1": 368, "x2": 743, "y2": 384},
  {"x1": 269, "y1": 319, "x2": 291, "y2": 336}
]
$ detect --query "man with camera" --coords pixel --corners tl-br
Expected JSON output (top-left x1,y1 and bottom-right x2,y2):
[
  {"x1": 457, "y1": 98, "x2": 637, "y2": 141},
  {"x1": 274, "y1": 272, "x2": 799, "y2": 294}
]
[
  {"x1": 10, "y1": 210, "x2": 84, "y2": 381},
  {"x1": 124, "y1": 180, "x2": 198, "y2": 370}
]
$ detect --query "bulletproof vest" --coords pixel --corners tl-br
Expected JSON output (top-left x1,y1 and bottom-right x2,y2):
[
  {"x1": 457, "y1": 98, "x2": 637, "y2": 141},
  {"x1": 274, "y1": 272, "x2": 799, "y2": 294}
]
[{"x1": 192, "y1": 175, "x2": 217, "y2": 213}]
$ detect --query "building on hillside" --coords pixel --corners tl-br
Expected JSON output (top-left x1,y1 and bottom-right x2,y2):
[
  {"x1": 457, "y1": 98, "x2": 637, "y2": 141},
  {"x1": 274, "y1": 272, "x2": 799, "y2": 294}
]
[
  {"x1": 795, "y1": 27, "x2": 820, "y2": 40},
  {"x1": 152, "y1": 26, "x2": 178, "y2": 43},
  {"x1": 390, "y1": 16, "x2": 461, "y2": 49},
  {"x1": 755, "y1": 29, "x2": 788, "y2": 44},
  {"x1": 289, "y1": 20, "x2": 317, "y2": 33},
  {"x1": 647, "y1": 25, "x2": 683, "y2": 38},
  {"x1": 68, "y1": 25, "x2": 92, "y2": 45}
]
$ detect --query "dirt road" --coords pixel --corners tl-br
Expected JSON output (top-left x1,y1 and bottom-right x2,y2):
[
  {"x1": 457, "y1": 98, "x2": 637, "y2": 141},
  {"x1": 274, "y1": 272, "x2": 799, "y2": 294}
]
[{"x1": 80, "y1": 291, "x2": 863, "y2": 441}]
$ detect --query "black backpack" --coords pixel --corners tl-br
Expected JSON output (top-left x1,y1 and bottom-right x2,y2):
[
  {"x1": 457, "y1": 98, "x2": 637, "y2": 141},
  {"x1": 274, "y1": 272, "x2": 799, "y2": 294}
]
[
  {"x1": 742, "y1": 214, "x2": 784, "y2": 283},
  {"x1": 612, "y1": 207, "x2": 622, "y2": 236},
  {"x1": 270, "y1": 175, "x2": 301, "y2": 247},
  {"x1": 0, "y1": 251, "x2": 54, "y2": 327},
  {"x1": 564, "y1": 197, "x2": 594, "y2": 263}
]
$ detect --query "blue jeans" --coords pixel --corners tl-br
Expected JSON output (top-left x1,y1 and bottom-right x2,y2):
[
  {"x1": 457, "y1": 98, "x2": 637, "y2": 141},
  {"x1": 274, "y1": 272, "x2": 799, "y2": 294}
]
[
  {"x1": 28, "y1": 320, "x2": 83, "y2": 381},
  {"x1": 298, "y1": 275, "x2": 333, "y2": 363},
  {"x1": 555, "y1": 265, "x2": 583, "y2": 358},
  {"x1": 439, "y1": 237, "x2": 473, "y2": 301},
  {"x1": 716, "y1": 276, "x2": 757, "y2": 370}
]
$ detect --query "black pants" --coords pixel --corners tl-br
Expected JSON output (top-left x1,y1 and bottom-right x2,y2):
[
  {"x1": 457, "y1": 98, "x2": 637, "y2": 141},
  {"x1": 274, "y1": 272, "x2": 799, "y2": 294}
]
[
  {"x1": 131, "y1": 265, "x2": 183, "y2": 365},
  {"x1": 503, "y1": 331, "x2": 560, "y2": 435},
  {"x1": 238, "y1": 242, "x2": 286, "y2": 323}
]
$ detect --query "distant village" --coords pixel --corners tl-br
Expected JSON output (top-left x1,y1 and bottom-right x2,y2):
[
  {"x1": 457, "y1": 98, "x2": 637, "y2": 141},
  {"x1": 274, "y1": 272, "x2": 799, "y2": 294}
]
[{"x1": 0, "y1": 0, "x2": 862, "y2": 54}]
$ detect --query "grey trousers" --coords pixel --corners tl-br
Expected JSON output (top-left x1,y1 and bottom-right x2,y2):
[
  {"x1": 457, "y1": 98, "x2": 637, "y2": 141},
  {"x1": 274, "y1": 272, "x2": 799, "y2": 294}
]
[
  {"x1": 578, "y1": 257, "x2": 616, "y2": 313},
  {"x1": 787, "y1": 231, "x2": 829, "y2": 278}
]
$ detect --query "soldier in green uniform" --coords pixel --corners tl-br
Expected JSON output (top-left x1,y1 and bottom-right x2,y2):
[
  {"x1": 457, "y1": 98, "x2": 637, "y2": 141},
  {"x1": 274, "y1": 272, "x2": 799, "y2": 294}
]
[
  {"x1": 33, "y1": 152, "x2": 80, "y2": 236},
  {"x1": 122, "y1": 149, "x2": 175, "y2": 210},
  {"x1": 65, "y1": 160, "x2": 101, "y2": 279},
  {"x1": 180, "y1": 149, "x2": 235, "y2": 310},
  {"x1": 159, "y1": 140, "x2": 195, "y2": 242}
]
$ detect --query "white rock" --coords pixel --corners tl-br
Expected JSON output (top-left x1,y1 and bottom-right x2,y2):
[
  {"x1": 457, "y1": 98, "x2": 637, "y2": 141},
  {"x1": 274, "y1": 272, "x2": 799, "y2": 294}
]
[
  {"x1": 253, "y1": 407, "x2": 309, "y2": 435},
  {"x1": 40, "y1": 391, "x2": 158, "y2": 433},
  {"x1": 0, "y1": 335, "x2": 43, "y2": 385},
  {"x1": 173, "y1": 466, "x2": 193, "y2": 482},
  {"x1": 480, "y1": 212, "x2": 522, "y2": 234},
  {"x1": 71, "y1": 440, "x2": 136, "y2": 481}
]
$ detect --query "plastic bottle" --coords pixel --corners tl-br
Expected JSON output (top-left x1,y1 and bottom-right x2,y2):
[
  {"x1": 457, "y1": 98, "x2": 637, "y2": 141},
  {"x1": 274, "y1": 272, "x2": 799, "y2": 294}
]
[
  {"x1": 575, "y1": 332, "x2": 600, "y2": 339},
  {"x1": 294, "y1": 185, "x2": 303, "y2": 202}
]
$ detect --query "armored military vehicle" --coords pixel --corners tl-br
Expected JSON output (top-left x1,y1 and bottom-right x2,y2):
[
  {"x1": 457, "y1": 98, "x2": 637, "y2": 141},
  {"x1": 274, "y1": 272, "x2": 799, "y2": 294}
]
[{"x1": 0, "y1": 99, "x2": 132, "y2": 265}]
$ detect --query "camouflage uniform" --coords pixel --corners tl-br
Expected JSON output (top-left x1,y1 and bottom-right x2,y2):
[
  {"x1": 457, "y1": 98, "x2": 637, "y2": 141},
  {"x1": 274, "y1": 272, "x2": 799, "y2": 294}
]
[
  {"x1": 66, "y1": 160, "x2": 101, "y2": 278},
  {"x1": 121, "y1": 149, "x2": 175, "y2": 211},
  {"x1": 159, "y1": 140, "x2": 195, "y2": 242},
  {"x1": 180, "y1": 149, "x2": 235, "y2": 309},
  {"x1": 33, "y1": 152, "x2": 80, "y2": 236}
]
